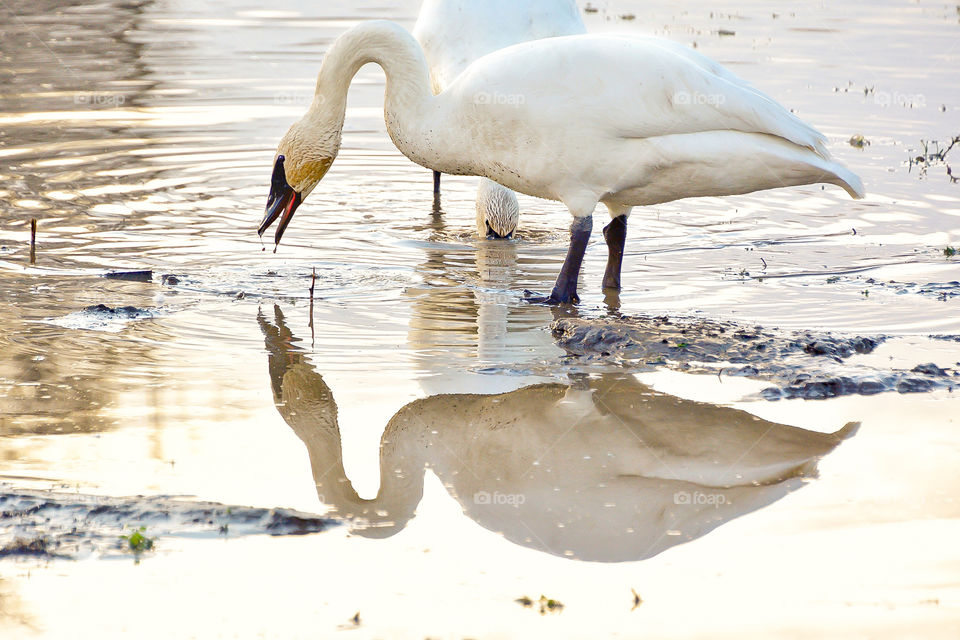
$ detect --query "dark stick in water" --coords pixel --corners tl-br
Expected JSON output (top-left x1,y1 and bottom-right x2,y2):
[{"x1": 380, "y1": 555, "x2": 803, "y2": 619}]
[
  {"x1": 29, "y1": 218, "x2": 36, "y2": 265},
  {"x1": 309, "y1": 267, "x2": 317, "y2": 347}
]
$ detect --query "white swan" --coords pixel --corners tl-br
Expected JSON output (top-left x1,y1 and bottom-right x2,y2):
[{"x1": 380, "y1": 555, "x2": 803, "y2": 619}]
[
  {"x1": 259, "y1": 21, "x2": 865, "y2": 303},
  {"x1": 413, "y1": 0, "x2": 586, "y2": 238}
]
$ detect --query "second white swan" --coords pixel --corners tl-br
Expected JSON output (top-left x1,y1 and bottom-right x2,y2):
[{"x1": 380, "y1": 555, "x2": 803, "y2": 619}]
[{"x1": 413, "y1": 0, "x2": 587, "y2": 238}]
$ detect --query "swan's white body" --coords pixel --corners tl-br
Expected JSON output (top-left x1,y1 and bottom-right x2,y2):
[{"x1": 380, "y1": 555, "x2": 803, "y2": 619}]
[
  {"x1": 269, "y1": 21, "x2": 864, "y2": 300},
  {"x1": 419, "y1": 33, "x2": 863, "y2": 209},
  {"x1": 412, "y1": 0, "x2": 586, "y2": 237}
]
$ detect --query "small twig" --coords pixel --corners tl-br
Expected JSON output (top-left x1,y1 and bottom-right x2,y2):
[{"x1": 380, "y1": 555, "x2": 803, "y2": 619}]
[
  {"x1": 309, "y1": 268, "x2": 316, "y2": 347},
  {"x1": 910, "y1": 136, "x2": 960, "y2": 181},
  {"x1": 938, "y1": 136, "x2": 960, "y2": 160},
  {"x1": 29, "y1": 218, "x2": 36, "y2": 265}
]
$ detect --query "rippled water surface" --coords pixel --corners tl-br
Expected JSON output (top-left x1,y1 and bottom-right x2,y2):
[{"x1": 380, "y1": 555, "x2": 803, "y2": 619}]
[{"x1": 1, "y1": 0, "x2": 959, "y2": 637}]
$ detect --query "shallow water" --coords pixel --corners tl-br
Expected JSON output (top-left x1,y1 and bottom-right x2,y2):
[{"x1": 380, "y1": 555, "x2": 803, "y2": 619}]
[{"x1": 1, "y1": 0, "x2": 959, "y2": 637}]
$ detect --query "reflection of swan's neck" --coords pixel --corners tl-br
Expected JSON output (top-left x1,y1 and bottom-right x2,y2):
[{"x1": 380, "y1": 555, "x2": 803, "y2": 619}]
[{"x1": 275, "y1": 364, "x2": 425, "y2": 538}]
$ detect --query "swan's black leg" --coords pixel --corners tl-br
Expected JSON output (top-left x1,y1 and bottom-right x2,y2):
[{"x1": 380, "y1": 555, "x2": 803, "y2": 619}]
[
  {"x1": 433, "y1": 170, "x2": 441, "y2": 195},
  {"x1": 602, "y1": 215, "x2": 627, "y2": 291},
  {"x1": 525, "y1": 216, "x2": 592, "y2": 305}
]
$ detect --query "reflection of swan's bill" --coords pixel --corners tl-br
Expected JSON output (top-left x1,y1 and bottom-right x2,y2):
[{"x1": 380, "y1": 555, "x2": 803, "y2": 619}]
[{"x1": 260, "y1": 305, "x2": 857, "y2": 562}]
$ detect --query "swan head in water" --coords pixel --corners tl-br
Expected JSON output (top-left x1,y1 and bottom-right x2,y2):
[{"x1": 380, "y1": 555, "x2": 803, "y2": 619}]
[
  {"x1": 476, "y1": 178, "x2": 520, "y2": 239},
  {"x1": 259, "y1": 115, "x2": 338, "y2": 245}
]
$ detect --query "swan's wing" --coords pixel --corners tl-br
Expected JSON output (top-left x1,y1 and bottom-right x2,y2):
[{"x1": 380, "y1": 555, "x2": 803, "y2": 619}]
[
  {"x1": 613, "y1": 36, "x2": 766, "y2": 95},
  {"x1": 456, "y1": 35, "x2": 830, "y2": 159},
  {"x1": 630, "y1": 36, "x2": 831, "y2": 158}
]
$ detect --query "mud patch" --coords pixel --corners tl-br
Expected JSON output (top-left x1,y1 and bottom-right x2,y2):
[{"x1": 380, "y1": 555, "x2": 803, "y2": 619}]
[
  {"x1": 0, "y1": 486, "x2": 338, "y2": 560},
  {"x1": 43, "y1": 304, "x2": 166, "y2": 333},
  {"x1": 849, "y1": 276, "x2": 960, "y2": 302},
  {"x1": 551, "y1": 315, "x2": 958, "y2": 400}
]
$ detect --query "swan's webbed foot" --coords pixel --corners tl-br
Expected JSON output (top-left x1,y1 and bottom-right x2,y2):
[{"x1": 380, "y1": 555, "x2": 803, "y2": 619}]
[{"x1": 523, "y1": 288, "x2": 580, "y2": 305}]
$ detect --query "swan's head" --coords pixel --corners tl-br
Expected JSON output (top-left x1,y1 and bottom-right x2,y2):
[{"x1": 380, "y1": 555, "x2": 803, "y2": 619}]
[
  {"x1": 258, "y1": 116, "x2": 340, "y2": 245},
  {"x1": 476, "y1": 179, "x2": 520, "y2": 240}
]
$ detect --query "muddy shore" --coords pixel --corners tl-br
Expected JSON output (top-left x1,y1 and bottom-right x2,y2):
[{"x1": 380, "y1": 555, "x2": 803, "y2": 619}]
[{"x1": 552, "y1": 314, "x2": 959, "y2": 400}]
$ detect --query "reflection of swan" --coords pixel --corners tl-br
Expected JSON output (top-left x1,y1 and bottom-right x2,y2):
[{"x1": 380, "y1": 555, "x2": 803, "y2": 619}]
[
  {"x1": 259, "y1": 305, "x2": 858, "y2": 562},
  {"x1": 402, "y1": 201, "x2": 559, "y2": 392},
  {"x1": 473, "y1": 237, "x2": 517, "y2": 361},
  {"x1": 260, "y1": 21, "x2": 864, "y2": 304},
  {"x1": 413, "y1": 0, "x2": 586, "y2": 237}
]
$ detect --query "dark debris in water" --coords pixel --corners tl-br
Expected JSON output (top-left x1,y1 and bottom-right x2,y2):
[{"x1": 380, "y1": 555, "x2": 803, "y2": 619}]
[
  {"x1": 0, "y1": 486, "x2": 338, "y2": 560},
  {"x1": 0, "y1": 536, "x2": 63, "y2": 559},
  {"x1": 101, "y1": 270, "x2": 153, "y2": 282},
  {"x1": 768, "y1": 370, "x2": 945, "y2": 400},
  {"x1": 876, "y1": 278, "x2": 960, "y2": 301},
  {"x1": 46, "y1": 304, "x2": 166, "y2": 332},
  {"x1": 822, "y1": 275, "x2": 960, "y2": 301},
  {"x1": 83, "y1": 303, "x2": 150, "y2": 317},
  {"x1": 907, "y1": 136, "x2": 960, "y2": 183},
  {"x1": 551, "y1": 315, "x2": 957, "y2": 400},
  {"x1": 515, "y1": 594, "x2": 565, "y2": 615}
]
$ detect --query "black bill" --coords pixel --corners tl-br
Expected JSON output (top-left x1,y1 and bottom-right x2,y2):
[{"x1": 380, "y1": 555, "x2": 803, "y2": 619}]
[
  {"x1": 485, "y1": 220, "x2": 513, "y2": 240},
  {"x1": 259, "y1": 155, "x2": 302, "y2": 245}
]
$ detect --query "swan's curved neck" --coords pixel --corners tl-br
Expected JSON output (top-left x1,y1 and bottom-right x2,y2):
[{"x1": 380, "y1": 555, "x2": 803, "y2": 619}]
[
  {"x1": 308, "y1": 420, "x2": 425, "y2": 539},
  {"x1": 312, "y1": 21, "x2": 437, "y2": 161},
  {"x1": 261, "y1": 307, "x2": 426, "y2": 538},
  {"x1": 271, "y1": 361, "x2": 425, "y2": 538}
]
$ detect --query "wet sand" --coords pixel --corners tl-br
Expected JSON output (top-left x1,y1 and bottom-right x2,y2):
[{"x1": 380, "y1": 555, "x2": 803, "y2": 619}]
[{"x1": 1, "y1": 0, "x2": 959, "y2": 637}]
